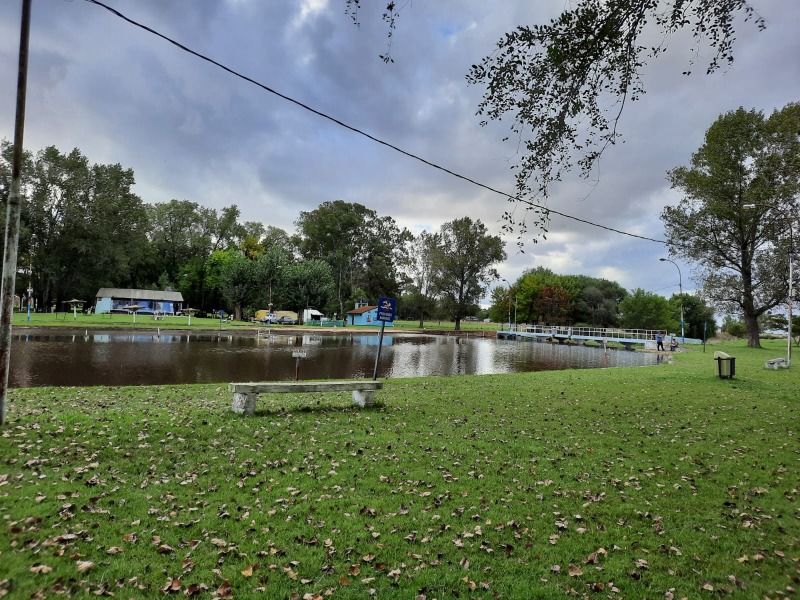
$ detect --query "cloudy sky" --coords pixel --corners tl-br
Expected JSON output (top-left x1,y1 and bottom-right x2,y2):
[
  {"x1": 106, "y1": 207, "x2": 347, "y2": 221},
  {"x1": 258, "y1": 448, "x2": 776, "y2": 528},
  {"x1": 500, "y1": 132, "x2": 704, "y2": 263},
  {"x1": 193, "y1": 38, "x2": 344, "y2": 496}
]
[{"x1": 1, "y1": 0, "x2": 799, "y2": 304}]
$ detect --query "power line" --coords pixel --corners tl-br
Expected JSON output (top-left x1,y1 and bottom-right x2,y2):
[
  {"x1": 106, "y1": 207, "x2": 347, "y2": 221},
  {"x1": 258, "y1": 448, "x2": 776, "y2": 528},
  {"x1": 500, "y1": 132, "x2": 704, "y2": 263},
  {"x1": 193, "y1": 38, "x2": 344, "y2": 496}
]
[{"x1": 83, "y1": 0, "x2": 667, "y2": 245}]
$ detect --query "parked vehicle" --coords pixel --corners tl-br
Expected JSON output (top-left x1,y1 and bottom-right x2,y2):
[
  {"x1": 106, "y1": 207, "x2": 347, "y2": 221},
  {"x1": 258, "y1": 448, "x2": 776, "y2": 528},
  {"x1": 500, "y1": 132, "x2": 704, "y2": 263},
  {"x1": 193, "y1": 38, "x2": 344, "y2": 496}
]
[{"x1": 277, "y1": 316, "x2": 296, "y2": 325}]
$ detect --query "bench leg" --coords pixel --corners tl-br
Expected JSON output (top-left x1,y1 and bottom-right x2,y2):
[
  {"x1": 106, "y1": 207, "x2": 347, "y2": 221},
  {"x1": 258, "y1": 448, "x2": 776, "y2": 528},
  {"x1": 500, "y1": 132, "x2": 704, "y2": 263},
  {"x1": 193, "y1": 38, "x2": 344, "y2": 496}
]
[
  {"x1": 352, "y1": 389, "x2": 375, "y2": 408},
  {"x1": 232, "y1": 392, "x2": 257, "y2": 415}
]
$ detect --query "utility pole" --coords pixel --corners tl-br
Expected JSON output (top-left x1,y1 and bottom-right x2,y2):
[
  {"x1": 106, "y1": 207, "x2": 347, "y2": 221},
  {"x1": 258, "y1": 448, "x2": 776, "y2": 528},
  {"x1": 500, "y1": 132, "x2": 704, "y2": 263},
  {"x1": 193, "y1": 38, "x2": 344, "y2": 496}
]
[{"x1": 0, "y1": 0, "x2": 32, "y2": 426}]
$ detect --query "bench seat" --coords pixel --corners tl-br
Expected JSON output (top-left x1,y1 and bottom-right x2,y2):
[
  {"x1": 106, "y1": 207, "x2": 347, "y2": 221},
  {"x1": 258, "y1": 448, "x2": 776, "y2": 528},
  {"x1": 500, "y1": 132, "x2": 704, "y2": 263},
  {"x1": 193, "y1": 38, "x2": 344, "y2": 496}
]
[{"x1": 229, "y1": 380, "x2": 383, "y2": 415}]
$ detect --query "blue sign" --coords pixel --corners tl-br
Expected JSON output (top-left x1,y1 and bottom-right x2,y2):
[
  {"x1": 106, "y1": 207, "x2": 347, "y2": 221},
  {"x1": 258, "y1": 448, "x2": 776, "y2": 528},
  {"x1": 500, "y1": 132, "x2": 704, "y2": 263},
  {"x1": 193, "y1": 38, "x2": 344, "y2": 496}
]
[{"x1": 376, "y1": 296, "x2": 397, "y2": 322}]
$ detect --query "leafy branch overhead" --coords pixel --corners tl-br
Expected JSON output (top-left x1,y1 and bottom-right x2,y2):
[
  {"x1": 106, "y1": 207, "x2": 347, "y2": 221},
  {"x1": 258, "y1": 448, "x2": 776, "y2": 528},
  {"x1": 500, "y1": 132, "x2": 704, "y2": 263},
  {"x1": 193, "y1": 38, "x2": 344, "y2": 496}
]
[
  {"x1": 346, "y1": 1, "x2": 765, "y2": 241},
  {"x1": 466, "y1": 0, "x2": 763, "y2": 236}
]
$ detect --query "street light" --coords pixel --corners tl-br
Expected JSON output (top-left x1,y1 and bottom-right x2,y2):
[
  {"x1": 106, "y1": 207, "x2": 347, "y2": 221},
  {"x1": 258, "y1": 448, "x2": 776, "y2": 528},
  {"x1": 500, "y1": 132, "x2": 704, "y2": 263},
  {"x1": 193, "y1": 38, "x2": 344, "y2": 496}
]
[
  {"x1": 744, "y1": 203, "x2": 795, "y2": 367},
  {"x1": 26, "y1": 284, "x2": 32, "y2": 323},
  {"x1": 660, "y1": 258, "x2": 684, "y2": 343},
  {"x1": 501, "y1": 278, "x2": 512, "y2": 331},
  {"x1": 268, "y1": 264, "x2": 282, "y2": 316}
]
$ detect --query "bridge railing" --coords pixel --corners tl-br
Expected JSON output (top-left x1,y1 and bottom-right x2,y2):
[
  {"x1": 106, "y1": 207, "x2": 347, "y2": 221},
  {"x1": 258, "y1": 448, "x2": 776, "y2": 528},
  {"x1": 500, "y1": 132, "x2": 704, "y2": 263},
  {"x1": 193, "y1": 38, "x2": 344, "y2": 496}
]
[{"x1": 516, "y1": 325, "x2": 663, "y2": 341}]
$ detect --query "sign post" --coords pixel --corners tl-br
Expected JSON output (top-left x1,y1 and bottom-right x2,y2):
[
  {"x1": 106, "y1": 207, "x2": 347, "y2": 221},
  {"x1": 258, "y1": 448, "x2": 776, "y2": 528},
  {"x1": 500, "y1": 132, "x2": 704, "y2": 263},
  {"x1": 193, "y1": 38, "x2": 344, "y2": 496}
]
[
  {"x1": 372, "y1": 297, "x2": 396, "y2": 381},
  {"x1": 292, "y1": 350, "x2": 307, "y2": 380}
]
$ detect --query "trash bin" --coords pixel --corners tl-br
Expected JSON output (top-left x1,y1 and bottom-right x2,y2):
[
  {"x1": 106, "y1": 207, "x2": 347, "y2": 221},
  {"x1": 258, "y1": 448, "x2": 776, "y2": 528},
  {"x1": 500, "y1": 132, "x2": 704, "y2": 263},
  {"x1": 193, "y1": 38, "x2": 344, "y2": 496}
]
[{"x1": 714, "y1": 351, "x2": 735, "y2": 379}]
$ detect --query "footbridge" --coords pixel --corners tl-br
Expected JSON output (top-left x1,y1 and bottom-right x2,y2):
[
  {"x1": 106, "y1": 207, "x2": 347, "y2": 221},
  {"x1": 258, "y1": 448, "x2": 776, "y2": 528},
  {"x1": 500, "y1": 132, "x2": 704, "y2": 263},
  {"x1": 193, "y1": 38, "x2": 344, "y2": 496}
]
[{"x1": 497, "y1": 325, "x2": 701, "y2": 350}]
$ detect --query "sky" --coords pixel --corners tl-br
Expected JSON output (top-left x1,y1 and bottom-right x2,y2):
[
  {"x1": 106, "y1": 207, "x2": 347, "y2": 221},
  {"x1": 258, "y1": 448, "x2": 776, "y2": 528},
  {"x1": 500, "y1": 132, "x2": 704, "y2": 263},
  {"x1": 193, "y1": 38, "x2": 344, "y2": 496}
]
[{"x1": 1, "y1": 0, "x2": 799, "y2": 305}]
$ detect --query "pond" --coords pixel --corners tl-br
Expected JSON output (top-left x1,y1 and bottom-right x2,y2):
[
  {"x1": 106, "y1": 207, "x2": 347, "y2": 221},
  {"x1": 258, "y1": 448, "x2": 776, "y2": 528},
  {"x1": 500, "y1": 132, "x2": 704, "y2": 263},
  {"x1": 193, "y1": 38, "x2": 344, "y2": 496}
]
[{"x1": 9, "y1": 331, "x2": 661, "y2": 388}]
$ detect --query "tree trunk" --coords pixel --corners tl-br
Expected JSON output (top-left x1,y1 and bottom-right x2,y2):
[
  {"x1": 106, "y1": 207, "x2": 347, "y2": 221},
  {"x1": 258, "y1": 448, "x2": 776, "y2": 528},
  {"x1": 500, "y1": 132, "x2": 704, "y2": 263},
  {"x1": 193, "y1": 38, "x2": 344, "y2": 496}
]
[
  {"x1": 744, "y1": 312, "x2": 761, "y2": 348},
  {"x1": 454, "y1": 317, "x2": 461, "y2": 331}
]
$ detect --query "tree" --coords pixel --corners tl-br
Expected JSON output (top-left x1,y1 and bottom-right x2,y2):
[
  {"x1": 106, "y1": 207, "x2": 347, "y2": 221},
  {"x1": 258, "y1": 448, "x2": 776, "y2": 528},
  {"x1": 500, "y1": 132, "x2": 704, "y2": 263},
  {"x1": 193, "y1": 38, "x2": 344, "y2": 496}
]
[
  {"x1": 295, "y1": 200, "x2": 410, "y2": 316},
  {"x1": 667, "y1": 293, "x2": 717, "y2": 340},
  {"x1": 463, "y1": 1, "x2": 765, "y2": 241},
  {"x1": 618, "y1": 289, "x2": 672, "y2": 330},
  {"x1": 402, "y1": 231, "x2": 437, "y2": 327},
  {"x1": 282, "y1": 260, "x2": 335, "y2": 319},
  {"x1": 430, "y1": 217, "x2": 505, "y2": 330},
  {"x1": 8, "y1": 144, "x2": 149, "y2": 311},
  {"x1": 218, "y1": 250, "x2": 252, "y2": 321},
  {"x1": 662, "y1": 104, "x2": 800, "y2": 348},
  {"x1": 148, "y1": 200, "x2": 242, "y2": 307}
]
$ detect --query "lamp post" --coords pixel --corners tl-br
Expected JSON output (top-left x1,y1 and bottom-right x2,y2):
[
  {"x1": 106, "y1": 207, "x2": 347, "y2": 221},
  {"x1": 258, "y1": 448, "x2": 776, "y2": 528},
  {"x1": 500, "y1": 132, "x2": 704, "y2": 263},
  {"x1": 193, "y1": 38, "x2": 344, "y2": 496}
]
[
  {"x1": 268, "y1": 264, "x2": 282, "y2": 317},
  {"x1": 501, "y1": 278, "x2": 512, "y2": 331},
  {"x1": 744, "y1": 203, "x2": 795, "y2": 367},
  {"x1": 660, "y1": 258, "x2": 684, "y2": 343},
  {"x1": 26, "y1": 284, "x2": 32, "y2": 323}
]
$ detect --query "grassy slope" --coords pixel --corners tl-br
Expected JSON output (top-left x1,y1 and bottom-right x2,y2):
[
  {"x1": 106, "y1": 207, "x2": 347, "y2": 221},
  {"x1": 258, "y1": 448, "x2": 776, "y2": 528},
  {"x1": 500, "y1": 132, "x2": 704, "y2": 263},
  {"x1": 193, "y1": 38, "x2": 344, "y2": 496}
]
[{"x1": 1, "y1": 340, "x2": 797, "y2": 598}]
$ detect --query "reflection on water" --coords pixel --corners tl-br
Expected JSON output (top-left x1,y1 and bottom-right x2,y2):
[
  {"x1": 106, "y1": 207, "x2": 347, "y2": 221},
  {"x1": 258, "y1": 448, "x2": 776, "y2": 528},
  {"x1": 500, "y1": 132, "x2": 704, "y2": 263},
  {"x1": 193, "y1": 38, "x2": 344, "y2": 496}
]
[{"x1": 9, "y1": 331, "x2": 659, "y2": 388}]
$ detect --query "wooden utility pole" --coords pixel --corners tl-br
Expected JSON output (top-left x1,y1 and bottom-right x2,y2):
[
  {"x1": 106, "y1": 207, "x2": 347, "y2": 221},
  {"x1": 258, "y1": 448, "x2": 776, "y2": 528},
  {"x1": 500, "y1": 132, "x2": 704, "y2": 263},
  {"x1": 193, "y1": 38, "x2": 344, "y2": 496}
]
[{"x1": 0, "y1": 0, "x2": 32, "y2": 426}]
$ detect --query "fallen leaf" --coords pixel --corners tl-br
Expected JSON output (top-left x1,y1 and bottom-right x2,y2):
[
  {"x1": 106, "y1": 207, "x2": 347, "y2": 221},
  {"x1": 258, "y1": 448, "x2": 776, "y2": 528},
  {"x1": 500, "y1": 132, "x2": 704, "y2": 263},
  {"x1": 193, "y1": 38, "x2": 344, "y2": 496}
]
[
  {"x1": 160, "y1": 578, "x2": 181, "y2": 593},
  {"x1": 29, "y1": 564, "x2": 53, "y2": 574},
  {"x1": 216, "y1": 580, "x2": 233, "y2": 598},
  {"x1": 76, "y1": 561, "x2": 94, "y2": 572}
]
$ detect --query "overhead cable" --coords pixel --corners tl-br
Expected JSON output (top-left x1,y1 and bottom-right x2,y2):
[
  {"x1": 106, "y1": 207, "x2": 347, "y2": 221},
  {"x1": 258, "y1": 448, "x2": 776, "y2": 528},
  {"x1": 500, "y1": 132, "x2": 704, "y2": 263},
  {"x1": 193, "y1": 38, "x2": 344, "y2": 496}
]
[{"x1": 83, "y1": 0, "x2": 667, "y2": 245}]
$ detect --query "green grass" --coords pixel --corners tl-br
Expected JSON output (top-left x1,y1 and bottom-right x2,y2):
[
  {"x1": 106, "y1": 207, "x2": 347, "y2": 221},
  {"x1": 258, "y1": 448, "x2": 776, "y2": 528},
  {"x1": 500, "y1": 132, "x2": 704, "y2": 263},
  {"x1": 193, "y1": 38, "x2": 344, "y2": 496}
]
[
  {"x1": 11, "y1": 313, "x2": 499, "y2": 333},
  {"x1": 1, "y1": 339, "x2": 798, "y2": 598}
]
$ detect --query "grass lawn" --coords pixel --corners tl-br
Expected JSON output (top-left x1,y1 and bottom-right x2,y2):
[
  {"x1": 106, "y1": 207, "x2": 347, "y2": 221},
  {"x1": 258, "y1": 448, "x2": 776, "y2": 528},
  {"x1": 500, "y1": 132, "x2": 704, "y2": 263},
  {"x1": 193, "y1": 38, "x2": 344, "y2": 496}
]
[
  {"x1": 11, "y1": 313, "x2": 500, "y2": 334},
  {"x1": 1, "y1": 339, "x2": 797, "y2": 598}
]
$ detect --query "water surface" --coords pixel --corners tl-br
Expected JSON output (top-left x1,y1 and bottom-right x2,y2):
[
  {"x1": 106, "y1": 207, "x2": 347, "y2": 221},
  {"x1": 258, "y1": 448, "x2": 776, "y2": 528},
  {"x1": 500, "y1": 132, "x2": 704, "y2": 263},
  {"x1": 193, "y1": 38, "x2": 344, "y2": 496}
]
[{"x1": 9, "y1": 331, "x2": 659, "y2": 387}]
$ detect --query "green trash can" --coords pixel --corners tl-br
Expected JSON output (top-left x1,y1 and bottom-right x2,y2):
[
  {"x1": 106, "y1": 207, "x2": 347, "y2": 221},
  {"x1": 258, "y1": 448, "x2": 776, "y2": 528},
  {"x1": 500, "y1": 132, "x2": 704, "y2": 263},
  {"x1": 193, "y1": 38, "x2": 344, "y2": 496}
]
[{"x1": 714, "y1": 352, "x2": 735, "y2": 379}]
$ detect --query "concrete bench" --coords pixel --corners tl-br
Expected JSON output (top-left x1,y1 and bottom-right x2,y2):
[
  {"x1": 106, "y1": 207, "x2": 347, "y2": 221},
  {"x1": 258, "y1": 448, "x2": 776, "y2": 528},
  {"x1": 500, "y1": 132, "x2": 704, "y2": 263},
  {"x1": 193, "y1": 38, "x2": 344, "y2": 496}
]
[
  {"x1": 229, "y1": 380, "x2": 383, "y2": 415},
  {"x1": 764, "y1": 358, "x2": 789, "y2": 370}
]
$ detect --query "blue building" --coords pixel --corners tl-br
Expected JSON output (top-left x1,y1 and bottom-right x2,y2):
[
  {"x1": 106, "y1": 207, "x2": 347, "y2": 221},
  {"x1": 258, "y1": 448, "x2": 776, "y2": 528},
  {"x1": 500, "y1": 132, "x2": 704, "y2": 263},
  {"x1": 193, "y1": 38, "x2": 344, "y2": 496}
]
[
  {"x1": 95, "y1": 288, "x2": 184, "y2": 315},
  {"x1": 346, "y1": 303, "x2": 394, "y2": 327}
]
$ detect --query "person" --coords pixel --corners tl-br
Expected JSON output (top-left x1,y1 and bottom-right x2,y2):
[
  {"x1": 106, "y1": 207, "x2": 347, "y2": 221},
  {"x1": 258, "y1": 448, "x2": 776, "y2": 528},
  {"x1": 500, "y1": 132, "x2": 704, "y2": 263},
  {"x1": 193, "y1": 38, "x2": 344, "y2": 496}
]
[
  {"x1": 656, "y1": 332, "x2": 664, "y2": 351},
  {"x1": 669, "y1": 336, "x2": 678, "y2": 351}
]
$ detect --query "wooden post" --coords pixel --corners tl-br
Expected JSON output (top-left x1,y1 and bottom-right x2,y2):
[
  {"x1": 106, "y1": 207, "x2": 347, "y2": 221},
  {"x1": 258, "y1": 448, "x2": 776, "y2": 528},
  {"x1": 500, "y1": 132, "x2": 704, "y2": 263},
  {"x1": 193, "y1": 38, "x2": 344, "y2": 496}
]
[
  {"x1": 372, "y1": 321, "x2": 386, "y2": 381},
  {"x1": 0, "y1": 0, "x2": 32, "y2": 427}
]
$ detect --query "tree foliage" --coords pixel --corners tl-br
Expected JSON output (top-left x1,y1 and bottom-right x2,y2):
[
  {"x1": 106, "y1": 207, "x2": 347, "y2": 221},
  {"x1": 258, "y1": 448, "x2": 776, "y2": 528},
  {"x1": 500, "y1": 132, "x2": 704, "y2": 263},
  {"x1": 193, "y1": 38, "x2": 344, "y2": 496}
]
[
  {"x1": 429, "y1": 217, "x2": 505, "y2": 330},
  {"x1": 618, "y1": 288, "x2": 673, "y2": 330},
  {"x1": 490, "y1": 267, "x2": 626, "y2": 327},
  {"x1": 662, "y1": 104, "x2": 800, "y2": 347},
  {"x1": 2, "y1": 143, "x2": 150, "y2": 312},
  {"x1": 295, "y1": 200, "x2": 411, "y2": 318},
  {"x1": 461, "y1": 1, "x2": 764, "y2": 241}
]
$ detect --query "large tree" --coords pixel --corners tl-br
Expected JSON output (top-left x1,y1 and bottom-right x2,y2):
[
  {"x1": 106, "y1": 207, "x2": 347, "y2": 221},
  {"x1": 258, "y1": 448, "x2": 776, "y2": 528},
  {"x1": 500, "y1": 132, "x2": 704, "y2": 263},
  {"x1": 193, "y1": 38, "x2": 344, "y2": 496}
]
[
  {"x1": 295, "y1": 200, "x2": 410, "y2": 315},
  {"x1": 282, "y1": 260, "x2": 336, "y2": 319},
  {"x1": 430, "y1": 217, "x2": 505, "y2": 330},
  {"x1": 402, "y1": 231, "x2": 437, "y2": 328},
  {"x1": 662, "y1": 104, "x2": 800, "y2": 347},
  {"x1": 618, "y1": 288, "x2": 673, "y2": 331},
  {"x1": 7, "y1": 144, "x2": 149, "y2": 311}
]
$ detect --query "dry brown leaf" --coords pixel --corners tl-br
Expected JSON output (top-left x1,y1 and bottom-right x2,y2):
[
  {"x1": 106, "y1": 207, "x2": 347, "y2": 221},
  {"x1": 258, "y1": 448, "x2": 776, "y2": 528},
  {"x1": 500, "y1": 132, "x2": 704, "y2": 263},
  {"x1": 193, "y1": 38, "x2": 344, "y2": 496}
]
[
  {"x1": 160, "y1": 578, "x2": 181, "y2": 593},
  {"x1": 567, "y1": 564, "x2": 582, "y2": 577},
  {"x1": 29, "y1": 564, "x2": 53, "y2": 574},
  {"x1": 76, "y1": 561, "x2": 94, "y2": 572},
  {"x1": 216, "y1": 580, "x2": 233, "y2": 598}
]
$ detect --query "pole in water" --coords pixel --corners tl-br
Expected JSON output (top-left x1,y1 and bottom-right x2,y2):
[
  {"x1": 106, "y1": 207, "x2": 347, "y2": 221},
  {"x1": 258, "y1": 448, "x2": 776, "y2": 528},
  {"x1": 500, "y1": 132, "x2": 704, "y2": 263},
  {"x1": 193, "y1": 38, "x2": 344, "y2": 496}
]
[{"x1": 372, "y1": 321, "x2": 386, "y2": 380}]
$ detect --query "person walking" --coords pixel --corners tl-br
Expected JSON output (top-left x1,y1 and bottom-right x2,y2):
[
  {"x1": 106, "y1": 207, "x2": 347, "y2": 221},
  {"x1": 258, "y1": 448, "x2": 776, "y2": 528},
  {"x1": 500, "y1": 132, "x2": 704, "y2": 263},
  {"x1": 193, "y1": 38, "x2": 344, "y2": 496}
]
[{"x1": 656, "y1": 331, "x2": 664, "y2": 351}]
